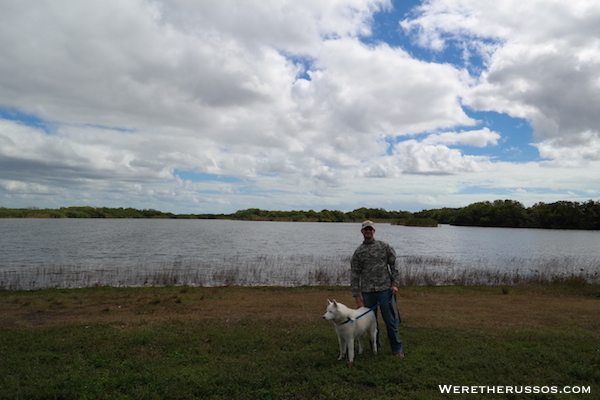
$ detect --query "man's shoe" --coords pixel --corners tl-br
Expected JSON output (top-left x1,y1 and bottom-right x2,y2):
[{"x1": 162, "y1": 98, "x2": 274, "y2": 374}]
[{"x1": 395, "y1": 352, "x2": 405, "y2": 358}]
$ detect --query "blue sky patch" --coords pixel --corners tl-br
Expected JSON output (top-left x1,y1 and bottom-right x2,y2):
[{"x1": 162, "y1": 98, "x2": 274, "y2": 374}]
[
  {"x1": 84, "y1": 123, "x2": 135, "y2": 133},
  {"x1": 0, "y1": 107, "x2": 53, "y2": 133},
  {"x1": 462, "y1": 109, "x2": 539, "y2": 162}
]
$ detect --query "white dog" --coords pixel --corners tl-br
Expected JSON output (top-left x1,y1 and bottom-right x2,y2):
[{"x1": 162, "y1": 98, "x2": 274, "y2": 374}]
[{"x1": 322, "y1": 299, "x2": 377, "y2": 366}]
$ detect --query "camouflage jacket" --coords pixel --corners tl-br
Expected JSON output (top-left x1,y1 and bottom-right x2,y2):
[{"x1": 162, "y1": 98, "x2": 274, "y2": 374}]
[{"x1": 350, "y1": 239, "x2": 398, "y2": 297}]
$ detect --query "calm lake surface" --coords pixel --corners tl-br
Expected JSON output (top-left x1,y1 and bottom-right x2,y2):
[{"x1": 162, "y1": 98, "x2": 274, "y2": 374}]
[{"x1": 1, "y1": 219, "x2": 599, "y2": 289}]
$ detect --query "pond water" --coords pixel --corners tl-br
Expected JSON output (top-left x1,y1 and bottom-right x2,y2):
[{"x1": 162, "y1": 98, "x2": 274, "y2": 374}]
[{"x1": 1, "y1": 219, "x2": 599, "y2": 289}]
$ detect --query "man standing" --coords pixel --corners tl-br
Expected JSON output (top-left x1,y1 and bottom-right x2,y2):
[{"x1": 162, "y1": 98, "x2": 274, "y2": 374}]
[{"x1": 351, "y1": 220, "x2": 404, "y2": 357}]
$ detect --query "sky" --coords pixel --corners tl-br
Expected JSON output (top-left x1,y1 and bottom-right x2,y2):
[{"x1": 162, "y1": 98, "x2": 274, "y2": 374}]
[{"x1": 1, "y1": 0, "x2": 600, "y2": 214}]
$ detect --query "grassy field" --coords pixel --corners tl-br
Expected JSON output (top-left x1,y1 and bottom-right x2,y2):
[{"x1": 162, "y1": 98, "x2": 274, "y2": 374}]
[{"x1": 1, "y1": 284, "x2": 599, "y2": 399}]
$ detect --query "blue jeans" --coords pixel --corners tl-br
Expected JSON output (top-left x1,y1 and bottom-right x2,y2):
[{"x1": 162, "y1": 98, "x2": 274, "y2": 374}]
[{"x1": 362, "y1": 290, "x2": 403, "y2": 353}]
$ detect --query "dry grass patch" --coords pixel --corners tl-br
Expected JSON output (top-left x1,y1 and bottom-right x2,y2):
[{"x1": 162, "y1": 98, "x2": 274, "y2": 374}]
[
  {"x1": 399, "y1": 286, "x2": 600, "y2": 334},
  {"x1": 1, "y1": 285, "x2": 598, "y2": 333}
]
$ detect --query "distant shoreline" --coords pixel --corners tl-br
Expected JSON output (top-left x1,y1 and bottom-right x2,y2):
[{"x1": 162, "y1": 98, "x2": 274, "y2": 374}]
[{"x1": 2, "y1": 198, "x2": 600, "y2": 230}]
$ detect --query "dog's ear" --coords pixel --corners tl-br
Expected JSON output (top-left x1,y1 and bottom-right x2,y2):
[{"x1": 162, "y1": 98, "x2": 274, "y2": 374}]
[
  {"x1": 327, "y1": 299, "x2": 332, "y2": 305},
  {"x1": 332, "y1": 299, "x2": 338, "y2": 307}
]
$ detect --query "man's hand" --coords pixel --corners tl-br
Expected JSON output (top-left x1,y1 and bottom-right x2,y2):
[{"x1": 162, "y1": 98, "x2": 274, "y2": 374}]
[
  {"x1": 355, "y1": 296, "x2": 364, "y2": 308},
  {"x1": 390, "y1": 286, "x2": 398, "y2": 295}
]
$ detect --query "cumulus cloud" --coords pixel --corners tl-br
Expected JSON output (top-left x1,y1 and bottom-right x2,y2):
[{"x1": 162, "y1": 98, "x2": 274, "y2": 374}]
[
  {"x1": 391, "y1": 140, "x2": 493, "y2": 175},
  {"x1": 422, "y1": 128, "x2": 500, "y2": 147},
  {"x1": 402, "y1": 0, "x2": 600, "y2": 166},
  {"x1": 0, "y1": 2, "x2": 471, "y2": 177},
  {"x1": 1, "y1": 0, "x2": 599, "y2": 213},
  {"x1": 536, "y1": 132, "x2": 600, "y2": 167}
]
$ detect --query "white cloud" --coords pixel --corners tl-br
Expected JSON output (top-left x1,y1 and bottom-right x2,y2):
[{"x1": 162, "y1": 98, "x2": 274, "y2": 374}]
[
  {"x1": 422, "y1": 128, "x2": 500, "y2": 147},
  {"x1": 391, "y1": 140, "x2": 493, "y2": 175},
  {"x1": 536, "y1": 132, "x2": 600, "y2": 167},
  {"x1": 1, "y1": 0, "x2": 599, "y2": 213},
  {"x1": 307, "y1": 38, "x2": 475, "y2": 135},
  {"x1": 157, "y1": 0, "x2": 391, "y2": 56},
  {"x1": 402, "y1": 0, "x2": 600, "y2": 166}
]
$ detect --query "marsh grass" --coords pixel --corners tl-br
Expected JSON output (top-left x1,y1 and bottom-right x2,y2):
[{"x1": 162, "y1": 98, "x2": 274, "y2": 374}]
[
  {"x1": 0, "y1": 255, "x2": 352, "y2": 290},
  {"x1": 399, "y1": 255, "x2": 599, "y2": 287},
  {"x1": 1, "y1": 254, "x2": 598, "y2": 290},
  {"x1": 0, "y1": 286, "x2": 598, "y2": 399}
]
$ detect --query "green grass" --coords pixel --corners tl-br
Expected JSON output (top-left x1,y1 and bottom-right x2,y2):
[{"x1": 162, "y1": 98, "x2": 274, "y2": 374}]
[
  {"x1": 1, "y1": 323, "x2": 598, "y2": 399},
  {"x1": 0, "y1": 286, "x2": 599, "y2": 399}
]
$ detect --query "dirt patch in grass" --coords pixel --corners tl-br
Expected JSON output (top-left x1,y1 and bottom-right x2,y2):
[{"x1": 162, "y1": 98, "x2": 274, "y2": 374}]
[{"x1": 1, "y1": 285, "x2": 598, "y2": 333}]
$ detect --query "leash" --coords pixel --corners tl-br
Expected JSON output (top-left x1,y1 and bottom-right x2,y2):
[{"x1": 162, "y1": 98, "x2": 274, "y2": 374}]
[
  {"x1": 340, "y1": 289, "x2": 400, "y2": 325},
  {"x1": 392, "y1": 293, "x2": 401, "y2": 324}
]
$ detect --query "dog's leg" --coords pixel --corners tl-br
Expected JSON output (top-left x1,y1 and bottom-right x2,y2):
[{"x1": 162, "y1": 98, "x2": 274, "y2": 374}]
[
  {"x1": 370, "y1": 327, "x2": 378, "y2": 354},
  {"x1": 337, "y1": 337, "x2": 346, "y2": 361},
  {"x1": 358, "y1": 335, "x2": 364, "y2": 355},
  {"x1": 347, "y1": 338, "x2": 355, "y2": 364}
]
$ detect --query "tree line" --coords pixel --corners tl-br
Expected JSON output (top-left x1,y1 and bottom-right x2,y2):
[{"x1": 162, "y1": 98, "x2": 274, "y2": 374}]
[
  {"x1": 415, "y1": 199, "x2": 600, "y2": 230},
  {"x1": 2, "y1": 199, "x2": 600, "y2": 230},
  {"x1": 0, "y1": 206, "x2": 411, "y2": 222},
  {"x1": 0, "y1": 206, "x2": 185, "y2": 219}
]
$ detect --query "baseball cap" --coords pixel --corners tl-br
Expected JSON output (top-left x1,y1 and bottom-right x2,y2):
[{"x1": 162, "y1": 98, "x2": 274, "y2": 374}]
[{"x1": 361, "y1": 220, "x2": 375, "y2": 230}]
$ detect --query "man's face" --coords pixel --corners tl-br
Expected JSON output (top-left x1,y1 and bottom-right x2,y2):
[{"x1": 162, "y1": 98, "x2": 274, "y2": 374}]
[{"x1": 361, "y1": 226, "x2": 375, "y2": 241}]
